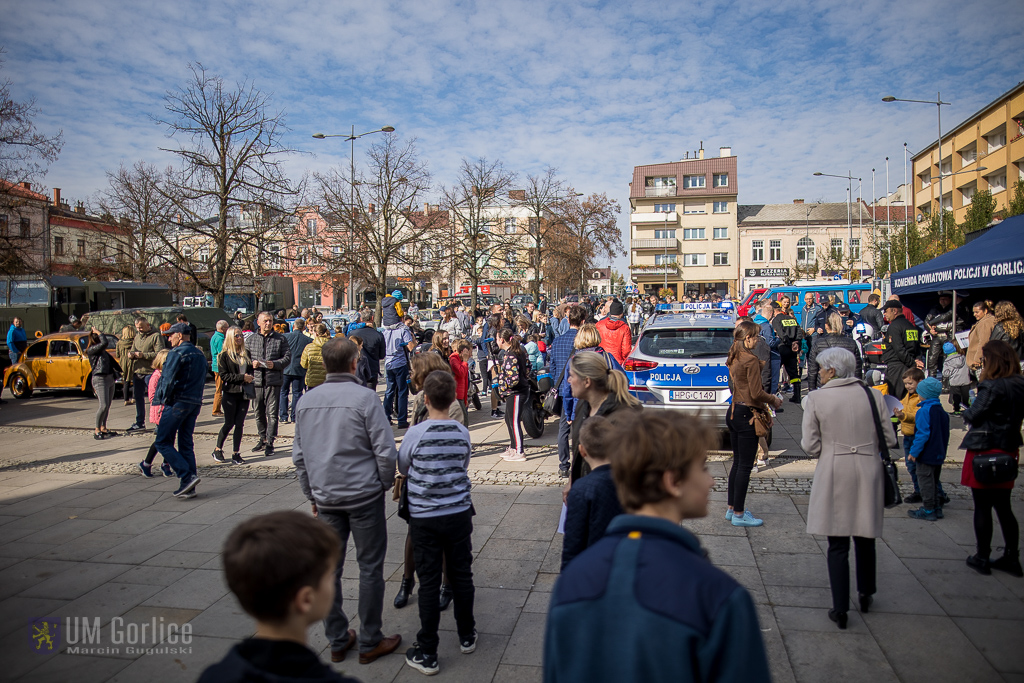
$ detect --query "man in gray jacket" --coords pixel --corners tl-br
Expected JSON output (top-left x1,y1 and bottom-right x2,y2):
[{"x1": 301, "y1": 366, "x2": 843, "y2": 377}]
[
  {"x1": 244, "y1": 311, "x2": 291, "y2": 456},
  {"x1": 292, "y1": 336, "x2": 402, "y2": 666}
]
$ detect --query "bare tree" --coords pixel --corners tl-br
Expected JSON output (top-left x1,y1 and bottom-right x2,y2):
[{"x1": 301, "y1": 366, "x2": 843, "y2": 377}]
[
  {"x1": 516, "y1": 167, "x2": 565, "y2": 301},
  {"x1": 315, "y1": 134, "x2": 438, "y2": 323},
  {"x1": 0, "y1": 52, "x2": 63, "y2": 277},
  {"x1": 154, "y1": 63, "x2": 300, "y2": 308},
  {"x1": 548, "y1": 192, "x2": 623, "y2": 293},
  {"x1": 441, "y1": 158, "x2": 518, "y2": 315}
]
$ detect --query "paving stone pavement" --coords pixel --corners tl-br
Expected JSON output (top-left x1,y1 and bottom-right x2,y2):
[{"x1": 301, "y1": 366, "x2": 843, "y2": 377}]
[{"x1": 1, "y1": 386, "x2": 1022, "y2": 681}]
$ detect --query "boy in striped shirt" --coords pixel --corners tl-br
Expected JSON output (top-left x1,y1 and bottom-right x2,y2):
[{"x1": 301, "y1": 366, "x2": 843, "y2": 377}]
[{"x1": 398, "y1": 370, "x2": 477, "y2": 675}]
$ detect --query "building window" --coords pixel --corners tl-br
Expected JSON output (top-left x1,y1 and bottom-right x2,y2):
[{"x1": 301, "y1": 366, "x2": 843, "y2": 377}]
[
  {"x1": 78, "y1": 239, "x2": 86, "y2": 256},
  {"x1": 267, "y1": 243, "x2": 281, "y2": 268},
  {"x1": 769, "y1": 239, "x2": 782, "y2": 261},
  {"x1": 683, "y1": 175, "x2": 706, "y2": 189},
  {"x1": 504, "y1": 217, "x2": 517, "y2": 234},
  {"x1": 714, "y1": 252, "x2": 729, "y2": 266},
  {"x1": 940, "y1": 159, "x2": 952, "y2": 175},
  {"x1": 941, "y1": 194, "x2": 952, "y2": 210},
  {"x1": 0, "y1": 215, "x2": 6, "y2": 236},
  {"x1": 306, "y1": 218, "x2": 317, "y2": 236},
  {"x1": 751, "y1": 239, "x2": 764, "y2": 262},
  {"x1": 654, "y1": 253, "x2": 677, "y2": 265},
  {"x1": 505, "y1": 249, "x2": 517, "y2": 267},
  {"x1": 797, "y1": 237, "x2": 815, "y2": 264},
  {"x1": 830, "y1": 238, "x2": 844, "y2": 260},
  {"x1": 986, "y1": 131, "x2": 1006, "y2": 153},
  {"x1": 713, "y1": 227, "x2": 728, "y2": 239},
  {"x1": 987, "y1": 174, "x2": 1007, "y2": 193},
  {"x1": 713, "y1": 173, "x2": 729, "y2": 187},
  {"x1": 98, "y1": 243, "x2": 107, "y2": 258},
  {"x1": 654, "y1": 229, "x2": 676, "y2": 239},
  {"x1": 297, "y1": 246, "x2": 308, "y2": 266},
  {"x1": 683, "y1": 202, "x2": 705, "y2": 214},
  {"x1": 527, "y1": 217, "x2": 539, "y2": 232},
  {"x1": 421, "y1": 247, "x2": 432, "y2": 265},
  {"x1": 918, "y1": 171, "x2": 931, "y2": 188},
  {"x1": 712, "y1": 201, "x2": 728, "y2": 213},
  {"x1": 682, "y1": 253, "x2": 706, "y2": 266},
  {"x1": 682, "y1": 228, "x2": 705, "y2": 240},
  {"x1": 20, "y1": 217, "x2": 30, "y2": 237},
  {"x1": 653, "y1": 203, "x2": 676, "y2": 213},
  {"x1": 198, "y1": 248, "x2": 209, "y2": 264},
  {"x1": 53, "y1": 236, "x2": 64, "y2": 256},
  {"x1": 850, "y1": 238, "x2": 861, "y2": 260},
  {"x1": 646, "y1": 176, "x2": 676, "y2": 188},
  {"x1": 117, "y1": 244, "x2": 124, "y2": 261}
]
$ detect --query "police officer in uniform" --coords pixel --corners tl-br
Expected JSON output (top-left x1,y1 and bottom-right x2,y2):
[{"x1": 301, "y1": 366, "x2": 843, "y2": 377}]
[
  {"x1": 772, "y1": 295, "x2": 804, "y2": 404},
  {"x1": 881, "y1": 300, "x2": 921, "y2": 399}
]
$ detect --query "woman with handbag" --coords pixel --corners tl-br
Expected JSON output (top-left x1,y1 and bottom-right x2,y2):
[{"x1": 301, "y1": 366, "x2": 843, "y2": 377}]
[
  {"x1": 960, "y1": 340, "x2": 1024, "y2": 577},
  {"x1": 726, "y1": 320, "x2": 783, "y2": 528},
  {"x1": 802, "y1": 347, "x2": 897, "y2": 629},
  {"x1": 213, "y1": 326, "x2": 254, "y2": 465}
]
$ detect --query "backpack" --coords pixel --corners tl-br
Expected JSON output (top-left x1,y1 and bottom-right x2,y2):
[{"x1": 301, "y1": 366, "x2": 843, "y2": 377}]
[{"x1": 497, "y1": 350, "x2": 521, "y2": 396}]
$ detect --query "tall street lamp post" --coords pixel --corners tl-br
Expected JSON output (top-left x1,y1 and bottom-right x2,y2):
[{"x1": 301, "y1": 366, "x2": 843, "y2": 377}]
[
  {"x1": 882, "y1": 93, "x2": 951, "y2": 249},
  {"x1": 813, "y1": 170, "x2": 860, "y2": 278},
  {"x1": 312, "y1": 125, "x2": 396, "y2": 309}
]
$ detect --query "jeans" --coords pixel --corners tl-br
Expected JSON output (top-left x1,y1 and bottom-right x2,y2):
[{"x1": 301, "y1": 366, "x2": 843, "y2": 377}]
[
  {"x1": 319, "y1": 495, "x2": 388, "y2": 654},
  {"x1": 557, "y1": 411, "x2": 572, "y2": 472},
  {"x1": 827, "y1": 536, "x2": 875, "y2": 613},
  {"x1": 279, "y1": 374, "x2": 304, "y2": 421},
  {"x1": 384, "y1": 363, "x2": 410, "y2": 426},
  {"x1": 410, "y1": 508, "x2": 476, "y2": 655},
  {"x1": 154, "y1": 402, "x2": 201, "y2": 480},
  {"x1": 972, "y1": 487, "x2": 1019, "y2": 557},
  {"x1": 253, "y1": 384, "x2": 280, "y2": 444},
  {"x1": 92, "y1": 373, "x2": 116, "y2": 430},
  {"x1": 132, "y1": 374, "x2": 149, "y2": 427},
  {"x1": 768, "y1": 355, "x2": 781, "y2": 394},
  {"x1": 727, "y1": 405, "x2": 758, "y2": 513},
  {"x1": 217, "y1": 392, "x2": 249, "y2": 453}
]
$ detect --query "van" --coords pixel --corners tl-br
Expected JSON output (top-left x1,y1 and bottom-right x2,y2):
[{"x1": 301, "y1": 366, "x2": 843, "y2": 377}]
[{"x1": 758, "y1": 283, "x2": 874, "y2": 317}]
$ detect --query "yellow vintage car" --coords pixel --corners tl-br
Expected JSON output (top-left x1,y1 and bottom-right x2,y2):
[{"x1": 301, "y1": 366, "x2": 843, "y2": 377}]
[{"x1": 3, "y1": 331, "x2": 120, "y2": 400}]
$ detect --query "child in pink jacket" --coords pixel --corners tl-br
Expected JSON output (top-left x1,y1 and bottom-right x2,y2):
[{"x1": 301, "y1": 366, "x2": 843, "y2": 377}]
[{"x1": 138, "y1": 350, "x2": 174, "y2": 478}]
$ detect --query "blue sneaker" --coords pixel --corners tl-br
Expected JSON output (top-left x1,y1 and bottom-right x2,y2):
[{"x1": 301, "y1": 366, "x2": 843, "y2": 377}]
[
  {"x1": 173, "y1": 474, "x2": 201, "y2": 498},
  {"x1": 731, "y1": 510, "x2": 764, "y2": 527},
  {"x1": 160, "y1": 463, "x2": 174, "y2": 477},
  {"x1": 907, "y1": 507, "x2": 938, "y2": 521},
  {"x1": 138, "y1": 461, "x2": 154, "y2": 478},
  {"x1": 725, "y1": 509, "x2": 734, "y2": 521}
]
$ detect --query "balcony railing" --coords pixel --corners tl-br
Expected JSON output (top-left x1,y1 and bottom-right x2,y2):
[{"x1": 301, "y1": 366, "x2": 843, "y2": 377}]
[
  {"x1": 631, "y1": 211, "x2": 678, "y2": 224},
  {"x1": 644, "y1": 186, "x2": 677, "y2": 197},
  {"x1": 629, "y1": 263, "x2": 679, "y2": 277},
  {"x1": 631, "y1": 238, "x2": 677, "y2": 250}
]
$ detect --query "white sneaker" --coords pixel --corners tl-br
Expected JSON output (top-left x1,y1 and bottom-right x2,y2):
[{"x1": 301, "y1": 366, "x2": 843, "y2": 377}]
[
  {"x1": 503, "y1": 449, "x2": 527, "y2": 462},
  {"x1": 750, "y1": 463, "x2": 759, "y2": 474},
  {"x1": 756, "y1": 458, "x2": 767, "y2": 468}
]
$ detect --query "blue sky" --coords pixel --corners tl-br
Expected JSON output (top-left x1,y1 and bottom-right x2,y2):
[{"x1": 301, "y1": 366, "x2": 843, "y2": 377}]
[{"x1": 3, "y1": 0, "x2": 1023, "y2": 273}]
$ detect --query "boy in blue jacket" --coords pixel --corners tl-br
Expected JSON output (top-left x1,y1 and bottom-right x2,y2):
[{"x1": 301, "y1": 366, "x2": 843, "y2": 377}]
[
  {"x1": 906, "y1": 377, "x2": 951, "y2": 522},
  {"x1": 544, "y1": 411, "x2": 770, "y2": 683}
]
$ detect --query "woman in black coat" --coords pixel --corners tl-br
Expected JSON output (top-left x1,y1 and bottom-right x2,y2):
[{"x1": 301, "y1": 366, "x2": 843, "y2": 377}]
[
  {"x1": 807, "y1": 313, "x2": 862, "y2": 390},
  {"x1": 214, "y1": 326, "x2": 254, "y2": 465},
  {"x1": 85, "y1": 328, "x2": 119, "y2": 440}
]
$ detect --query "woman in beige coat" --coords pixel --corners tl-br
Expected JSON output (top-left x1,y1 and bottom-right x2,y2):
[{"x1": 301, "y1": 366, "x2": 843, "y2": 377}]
[{"x1": 802, "y1": 347, "x2": 897, "y2": 630}]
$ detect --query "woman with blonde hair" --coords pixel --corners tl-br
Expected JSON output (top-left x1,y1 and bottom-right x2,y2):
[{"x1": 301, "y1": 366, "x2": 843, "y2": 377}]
[
  {"x1": 573, "y1": 323, "x2": 625, "y2": 374},
  {"x1": 300, "y1": 323, "x2": 331, "y2": 389},
  {"x1": 430, "y1": 329, "x2": 453, "y2": 367},
  {"x1": 992, "y1": 300, "x2": 1024, "y2": 362},
  {"x1": 213, "y1": 326, "x2": 253, "y2": 465},
  {"x1": 565, "y1": 350, "x2": 641, "y2": 491}
]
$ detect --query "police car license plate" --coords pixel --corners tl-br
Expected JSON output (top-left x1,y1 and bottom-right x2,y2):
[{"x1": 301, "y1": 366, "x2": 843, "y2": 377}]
[{"x1": 670, "y1": 390, "x2": 716, "y2": 402}]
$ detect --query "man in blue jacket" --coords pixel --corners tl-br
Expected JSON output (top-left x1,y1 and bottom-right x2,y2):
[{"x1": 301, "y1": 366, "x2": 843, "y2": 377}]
[
  {"x1": 753, "y1": 302, "x2": 781, "y2": 395},
  {"x1": 6, "y1": 316, "x2": 27, "y2": 367},
  {"x1": 550, "y1": 305, "x2": 585, "y2": 478},
  {"x1": 154, "y1": 323, "x2": 208, "y2": 498},
  {"x1": 544, "y1": 411, "x2": 770, "y2": 683},
  {"x1": 279, "y1": 318, "x2": 312, "y2": 424}
]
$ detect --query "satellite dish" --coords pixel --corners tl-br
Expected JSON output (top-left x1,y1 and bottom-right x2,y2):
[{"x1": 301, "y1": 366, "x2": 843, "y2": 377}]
[{"x1": 916, "y1": 213, "x2": 924, "y2": 222}]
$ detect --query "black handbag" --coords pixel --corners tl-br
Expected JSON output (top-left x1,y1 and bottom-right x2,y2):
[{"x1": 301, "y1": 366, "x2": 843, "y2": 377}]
[
  {"x1": 395, "y1": 475, "x2": 411, "y2": 521},
  {"x1": 861, "y1": 383, "x2": 902, "y2": 508},
  {"x1": 543, "y1": 349, "x2": 574, "y2": 415},
  {"x1": 971, "y1": 452, "x2": 1019, "y2": 486}
]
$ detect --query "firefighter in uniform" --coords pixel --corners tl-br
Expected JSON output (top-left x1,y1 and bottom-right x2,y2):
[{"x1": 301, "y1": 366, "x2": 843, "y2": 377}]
[
  {"x1": 772, "y1": 295, "x2": 804, "y2": 404},
  {"x1": 880, "y1": 300, "x2": 922, "y2": 399}
]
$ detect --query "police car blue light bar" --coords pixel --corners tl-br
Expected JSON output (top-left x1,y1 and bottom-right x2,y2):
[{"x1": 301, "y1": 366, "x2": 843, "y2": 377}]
[{"x1": 656, "y1": 302, "x2": 735, "y2": 312}]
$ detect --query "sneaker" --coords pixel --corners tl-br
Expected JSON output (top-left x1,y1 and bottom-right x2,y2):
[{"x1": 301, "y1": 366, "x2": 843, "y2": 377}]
[
  {"x1": 125, "y1": 424, "x2": 146, "y2": 433},
  {"x1": 725, "y1": 509, "x2": 734, "y2": 521},
  {"x1": 966, "y1": 554, "x2": 992, "y2": 575},
  {"x1": 251, "y1": 441, "x2": 267, "y2": 453},
  {"x1": 750, "y1": 463, "x2": 759, "y2": 474},
  {"x1": 558, "y1": 469, "x2": 569, "y2": 479},
  {"x1": 904, "y1": 491, "x2": 922, "y2": 504},
  {"x1": 731, "y1": 510, "x2": 764, "y2": 527},
  {"x1": 160, "y1": 463, "x2": 174, "y2": 477},
  {"x1": 173, "y1": 474, "x2": 201, "y2": 498},
  {"x1": 397, "y1": 423, "x2": 410, "y2": 430},
  {"x1": 952, "y1": 410, "x2": 962, "y2": 416},
  {"x1": 503, "y1": 449, "x2": 527, "y2": 462},
  {"x1": 264, "y1": 444, "x2": 275, "y2": 457},
  {"x1": 212, "y1": 449, "x2": 226, "y2": 463},
  {"x1": 279, "y1": 417, "x2": 289, "y2": 424},
  {"x1": 756, "y1": 458, "x2": 767, "y2": 468},
  {"x1": 459, "y1": 630, "x2": 477, "y2": 654},
  {"x1": 907, "y1": 507, "x2": 938, "y2": 521},
  {"x1": 231, "y1": 453, "x2": 245, "y2": 465},
  {"x1": 178, "y1": 490, "x2": 197, "y2": 500},
  {"x1": 405, "y1": 644, "x2": 439, "y2": 676},
  {"x1": 138, "y1": 461, "x2": 154, "y2": 478},
  {"x1": 491, "y1": 409, "x2": 503, "y2": 419}
]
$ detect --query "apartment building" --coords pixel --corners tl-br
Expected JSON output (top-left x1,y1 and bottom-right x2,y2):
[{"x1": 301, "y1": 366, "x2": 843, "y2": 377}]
[
  {"x1": 912, "y1": 80, "x2": 1024, "y2": 223},
  {"x1": 628, "y1": 147, "x2": 739, "y2": 298}
]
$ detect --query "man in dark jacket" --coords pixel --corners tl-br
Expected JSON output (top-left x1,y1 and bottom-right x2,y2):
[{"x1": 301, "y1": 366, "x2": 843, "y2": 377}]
[
  {"x1": 772, "y1": 296, "x2": 804, "y2": 403},
  {"x1": 859, "y1": 293, "x2": 885, "y2": 338},
  {"x1": 245, "y1": 311, "x2": 292, "y2": 456},
  {"x1": 153, "y1": 323, "x2": 208, "y2": 498},
  {"x1": 347, "y1": 309, "x2": 386, "y2": 390},
  {"x1": 280, "y1": 319, "x2": 312, "y2": 424},
  {"x1": 881, "y1": 301, "x2": 921, "y2": 399},
  {"x1": 925, "y1": 292, "x2": 955, "y2": 377}
]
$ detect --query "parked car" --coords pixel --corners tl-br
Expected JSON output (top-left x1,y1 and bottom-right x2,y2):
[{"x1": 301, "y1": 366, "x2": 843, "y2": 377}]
[{"x1": 4, "y1": 331, "x2": 120, "y2": 400}]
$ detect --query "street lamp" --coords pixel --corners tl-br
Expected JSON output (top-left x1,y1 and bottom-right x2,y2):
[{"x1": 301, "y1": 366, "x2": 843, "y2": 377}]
[
  {"x1": 882, "y1": 93, "x2": 951, "y2": 248},
  {"x1": 813, "y1": 170, "x2": 860, "y2": 278},
  {"x1": 312, "y1": 125, "x2": 396, "y2": 309}
]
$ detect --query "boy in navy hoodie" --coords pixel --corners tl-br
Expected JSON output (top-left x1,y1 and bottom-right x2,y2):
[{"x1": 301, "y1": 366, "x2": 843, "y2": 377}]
[
  {"x1": 906, "y1": 377, "x2": 951, "y2": 522},
  {"x1": 198, "y1": 511, "x2": 361, "y2": 683}
]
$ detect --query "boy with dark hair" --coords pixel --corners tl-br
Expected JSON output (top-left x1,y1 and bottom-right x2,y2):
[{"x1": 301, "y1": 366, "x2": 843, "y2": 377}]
[
  {"x1": 198, "y1": 511, "x2": 360, "y2": 683},
  {"x1": 561, "y1": 415, "x2": 623, "y2": 569},
  {"x1": 545, "y1": 411, "x2": 770, "y2": 682},
  {"x1": 398, "y1": 370, "x2": 477, "y2": 676}
]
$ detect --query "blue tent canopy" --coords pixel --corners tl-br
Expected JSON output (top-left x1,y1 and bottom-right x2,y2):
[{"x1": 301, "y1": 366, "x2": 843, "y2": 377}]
[{"x1": 891, "y1": 214, "x2": 1024, "y2": 294}]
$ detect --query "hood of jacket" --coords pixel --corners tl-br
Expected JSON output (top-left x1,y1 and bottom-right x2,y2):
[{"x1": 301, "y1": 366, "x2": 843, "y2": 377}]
[{"x1": 599, "y1": 316, "x2": 627, "y2": 331}]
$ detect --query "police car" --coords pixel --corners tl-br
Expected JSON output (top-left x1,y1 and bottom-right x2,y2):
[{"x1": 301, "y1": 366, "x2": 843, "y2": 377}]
[{"x1": 623, "y1": 302, "x2": 737, "y2": 428}]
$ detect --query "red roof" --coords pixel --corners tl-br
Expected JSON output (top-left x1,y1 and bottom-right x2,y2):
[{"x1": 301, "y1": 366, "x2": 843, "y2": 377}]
[
  {"x1": 0, "y1": 179, "x2": 49, "y2": 202},
  {"x1": 865, "y1": 204, "x2": 910, "y2": 223}
]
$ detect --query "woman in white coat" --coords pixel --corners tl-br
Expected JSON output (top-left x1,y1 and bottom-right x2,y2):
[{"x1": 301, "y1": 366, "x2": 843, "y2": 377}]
[{"x1": 802, "y1": 347, "x2": 897, "y2": 630}]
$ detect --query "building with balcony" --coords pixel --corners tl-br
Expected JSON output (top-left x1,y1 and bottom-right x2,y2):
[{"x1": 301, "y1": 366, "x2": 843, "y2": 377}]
[
  {"x1": 911, "y1": 80, "x2": 1024, "y2": 224},
  {"x1": 628, "y1": 147, "x2": 739, "y2": 298},
  {"x1": 736, "y1": 200, "x2": 875, "y2": 292}
]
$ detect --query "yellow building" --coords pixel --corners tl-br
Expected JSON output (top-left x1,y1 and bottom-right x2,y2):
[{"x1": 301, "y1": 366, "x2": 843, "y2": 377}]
[{"x1": 912, "y1": 81, "x2": 1024, "y2": 223}]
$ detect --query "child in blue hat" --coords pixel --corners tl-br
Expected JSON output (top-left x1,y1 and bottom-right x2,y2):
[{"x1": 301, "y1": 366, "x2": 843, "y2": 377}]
[
  {"x1": 906, "y1": 377, "x2": 950, "y2": 521},
  {"x1": 940, "y1": 342, "x2": 971, "y2": 415}
]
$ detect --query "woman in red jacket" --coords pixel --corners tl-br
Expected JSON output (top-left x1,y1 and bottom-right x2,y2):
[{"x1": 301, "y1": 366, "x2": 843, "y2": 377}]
[{"x1": 449, "y1": 339, "x2": 472, "y2": 424}]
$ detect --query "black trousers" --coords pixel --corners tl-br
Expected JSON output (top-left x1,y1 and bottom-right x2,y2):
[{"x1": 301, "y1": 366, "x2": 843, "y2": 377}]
[
  {"x1": 885, "y1": 363, "x2": 911, "y2": 399},
  {"x1": 827, "y1": 536, "x2": 876, "y2": 613},
  {"x1": 505, "y1": 391, "x2": 527, "y2": 453},
  {"x1": 972, "y1": 488, "x2": 1019, "y2": 557},
  {"x1": 410, "y1": 509, "x2": 476, "y2": 655},
  {"x1": 780, "y1": 346, "x2": 801, "y2": 399},
  {"x1": 217, "y1": 392, "x2": 249, "y2": 453},
  {"x1": 949, "y1": 385, "x2": 970, "y2": 411},
  {"x1": 727, "y1": 405, "x2": 758, "y2": 513}
]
